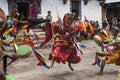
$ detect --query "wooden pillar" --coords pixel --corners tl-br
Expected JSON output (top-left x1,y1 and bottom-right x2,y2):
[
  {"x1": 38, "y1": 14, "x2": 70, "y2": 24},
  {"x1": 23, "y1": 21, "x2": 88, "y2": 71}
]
[{"x1": 102, "y1": 6, "x2": 107, "y2": 20}]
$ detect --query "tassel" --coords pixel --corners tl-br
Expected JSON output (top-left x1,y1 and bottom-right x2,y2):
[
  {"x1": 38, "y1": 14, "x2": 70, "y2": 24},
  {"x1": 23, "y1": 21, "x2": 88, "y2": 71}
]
[
  {"x1": 75, "y1": 43, "x2": 83, "y2": 54},
  {"x1": 32, "y1": 49, "x2": 50, "y2": 69},
  {"x1": 34, "y1": 33, "x2": 39, "y2": 41},
  {"x1": 13, "y1": 41, "x2": 18, "y2": 51}
]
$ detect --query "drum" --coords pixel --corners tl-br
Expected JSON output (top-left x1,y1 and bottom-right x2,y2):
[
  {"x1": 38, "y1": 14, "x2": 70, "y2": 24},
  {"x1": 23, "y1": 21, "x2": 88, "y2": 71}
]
[
  {"x1": 17, "y1": 45, "x2": 32, "y2": 58},
  {"x1": 93, "y1": 35, "x2": 103, "y2": 47},
  {"x1": 5, "y1": 36, "x2": 14, "y2": 44},
  {"x1": 0, "y1": 8, "x2": 6, "y2": 31},
  {"x1": 6, "y1": 75, "x2": 15, "y2": 80}
]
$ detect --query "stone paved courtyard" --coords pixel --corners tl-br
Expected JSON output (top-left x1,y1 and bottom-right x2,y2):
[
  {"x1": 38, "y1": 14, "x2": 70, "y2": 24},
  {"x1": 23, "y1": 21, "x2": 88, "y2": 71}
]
[{"x1": 7, "y1": 40, "x2": 120, "y2": 80}]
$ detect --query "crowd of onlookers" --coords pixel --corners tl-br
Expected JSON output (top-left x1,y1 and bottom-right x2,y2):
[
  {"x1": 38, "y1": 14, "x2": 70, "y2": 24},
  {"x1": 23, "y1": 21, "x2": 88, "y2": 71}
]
[
  {"x1": 107, "y1": 16, "x2": 120, "y2": 30},
  {"x1": 76, "y1": 16, "x2": 120, "y2": 41},
  {"x1": 88, "y1": 16, "x2": 120, "y2": 35}
]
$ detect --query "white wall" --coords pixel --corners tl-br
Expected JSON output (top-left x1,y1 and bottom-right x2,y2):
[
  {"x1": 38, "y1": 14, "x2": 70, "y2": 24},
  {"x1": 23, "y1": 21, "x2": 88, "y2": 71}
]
[
  {"x1": 41, "y1": 0, "x2": 70, "y2": 22},
  {"x1": 0, "y1": 0, "x2": 8, "y2": 15},
  {"x1": 81, "y1": 0, "x2": 102, "y2": 27}
]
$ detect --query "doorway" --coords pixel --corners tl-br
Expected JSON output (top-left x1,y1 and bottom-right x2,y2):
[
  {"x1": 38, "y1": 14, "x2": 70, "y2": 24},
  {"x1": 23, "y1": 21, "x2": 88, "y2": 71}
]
[
  {"x1": 17, "y1": 1, "x2": 30, "y2": 19},
  {"x1": 70, "y1": 0, "x2": 81, "y2": 20}
]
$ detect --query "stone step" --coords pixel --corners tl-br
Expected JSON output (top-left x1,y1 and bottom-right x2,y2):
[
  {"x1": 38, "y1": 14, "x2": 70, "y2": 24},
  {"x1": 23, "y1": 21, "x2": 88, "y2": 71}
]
[
  {"x1": 32, "y1": 29, "x2": 43, "y2": 32},
  {"x1": 17, "y1": 34, "x2": 45, "y2": 39},
  {"x1": 18, "y1": 30, "x2": 45, "y2": 36},
  {"x1": 16, "y1": 29, "x2": 46, "y2": 40}
]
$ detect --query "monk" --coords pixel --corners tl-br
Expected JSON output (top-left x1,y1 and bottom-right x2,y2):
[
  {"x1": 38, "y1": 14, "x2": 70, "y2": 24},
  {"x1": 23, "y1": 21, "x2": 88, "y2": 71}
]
[
  {"x1": 48, "y1": 13, "x2": 81, "y2": 71},
  {"x1": 96, "y1": 27, "x2": 120, "y2": 75}
]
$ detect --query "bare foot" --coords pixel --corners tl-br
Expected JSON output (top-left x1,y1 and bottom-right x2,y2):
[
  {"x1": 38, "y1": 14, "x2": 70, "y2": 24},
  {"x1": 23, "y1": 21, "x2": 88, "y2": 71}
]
[
  {"x1": 95, "y1": 71, "x2": 103, "y2": 75},
  {"x1": 50, "y1": 64, "x2": 53, "y2": 68}
]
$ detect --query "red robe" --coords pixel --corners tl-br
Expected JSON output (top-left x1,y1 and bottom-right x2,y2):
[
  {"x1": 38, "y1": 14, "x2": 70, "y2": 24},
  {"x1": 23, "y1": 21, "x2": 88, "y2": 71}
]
[
  {"x1": 49, "y1": 34, "x2": 81, "y2": 64},
  {"x1": 41, "y1": 22, "x2": 82, "y2": 64}
]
